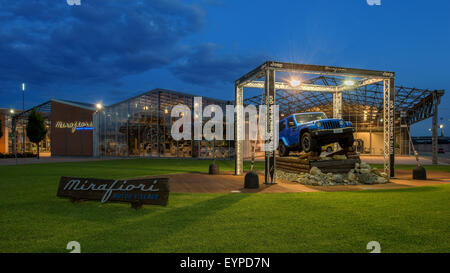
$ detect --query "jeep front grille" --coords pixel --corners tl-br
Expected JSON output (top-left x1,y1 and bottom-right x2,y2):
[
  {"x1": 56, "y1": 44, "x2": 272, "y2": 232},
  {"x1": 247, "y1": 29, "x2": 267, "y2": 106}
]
[{"x1": 322, "y1": 120, "x2": 340, "y2": 129}]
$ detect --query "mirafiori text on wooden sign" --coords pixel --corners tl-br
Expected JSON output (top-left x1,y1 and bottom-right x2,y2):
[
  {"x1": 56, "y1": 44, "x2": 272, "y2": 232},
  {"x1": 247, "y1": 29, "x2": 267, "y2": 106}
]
[{"x1": 57, "y1": 176, "x2": 169, "y2": 207}]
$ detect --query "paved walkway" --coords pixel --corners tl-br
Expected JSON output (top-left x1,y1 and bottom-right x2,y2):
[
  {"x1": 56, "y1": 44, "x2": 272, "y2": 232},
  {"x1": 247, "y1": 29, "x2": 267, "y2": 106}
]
[
  {"x1": 0, "y1": 156, "x2": 123, "y2": 166},
  {"x1": 1, "y1": 154, "x2": 447, "y2": 166},
  {"x1": 146, "y1": 170, "x2": 449, "y2": 194},
  {"x1": 251, "y1": 154, "x2": 448, "y2": 165},
  {"x1": 419, "y1": 152, "x2": 450, "y2": 164},
  {"x1": 359, "y1": 155, "x2": 448, "y2": 165}
]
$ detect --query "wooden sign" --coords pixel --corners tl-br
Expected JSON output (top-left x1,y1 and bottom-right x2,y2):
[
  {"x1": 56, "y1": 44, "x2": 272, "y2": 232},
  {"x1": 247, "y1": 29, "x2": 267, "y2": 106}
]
[{"x1": 57, "y1": 176, "x2": 169, "y2": 208}]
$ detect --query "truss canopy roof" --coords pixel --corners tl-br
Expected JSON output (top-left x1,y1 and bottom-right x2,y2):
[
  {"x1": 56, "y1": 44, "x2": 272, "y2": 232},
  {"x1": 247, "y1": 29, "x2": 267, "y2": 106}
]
[{"x1": 241, "y1": 61, "x2": 443, "y2": 126}]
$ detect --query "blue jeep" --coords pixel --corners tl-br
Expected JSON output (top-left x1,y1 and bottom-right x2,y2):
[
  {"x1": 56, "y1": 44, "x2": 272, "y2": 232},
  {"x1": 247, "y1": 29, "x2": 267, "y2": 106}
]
[{"x1": 278, "y1": 112, "x2": 355, "y2": 156}]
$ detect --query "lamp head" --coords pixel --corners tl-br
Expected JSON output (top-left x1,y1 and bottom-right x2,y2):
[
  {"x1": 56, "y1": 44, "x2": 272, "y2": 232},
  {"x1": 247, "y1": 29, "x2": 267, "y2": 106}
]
[
  {"x1": 343, "y1": 80, "x2": 355, "y2": 86},
  {"x1": 289, "y1": 79, "x2": 301, "y2": 87}
]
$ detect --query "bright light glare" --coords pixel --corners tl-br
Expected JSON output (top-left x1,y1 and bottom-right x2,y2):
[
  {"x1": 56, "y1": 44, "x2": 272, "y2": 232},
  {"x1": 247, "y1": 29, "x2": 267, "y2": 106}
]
[
  {"x1": 10, "y1": 109, "x2": 14, "y2": 114},
  {"x1": 96, "y1": 103, "x2": 103, "y2": 110},
  {"x1": 440, "y1": 124, "x2": 444, "y2": 128},
  {"x1": 22, "y1": 83, "x2": 25, "y2": 91},
  {"x1": 289, "y1": 79, "x2": 301, "y2": 87},
  {"x1": 343, "y1": 80, "x2": 355, "y2": 86}
]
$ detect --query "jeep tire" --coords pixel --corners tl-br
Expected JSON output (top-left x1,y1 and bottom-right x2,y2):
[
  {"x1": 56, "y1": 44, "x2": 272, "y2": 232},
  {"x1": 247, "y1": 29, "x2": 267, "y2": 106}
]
[
  {"x1": 278, "y1": 141, "x2": 289, "y2": 157},
  {"x1": 301, "y1": 132, "x2": 320, "y2": 153},
  {"x1": 339, "y1": 134, "x2": 355, "y2": 151}
]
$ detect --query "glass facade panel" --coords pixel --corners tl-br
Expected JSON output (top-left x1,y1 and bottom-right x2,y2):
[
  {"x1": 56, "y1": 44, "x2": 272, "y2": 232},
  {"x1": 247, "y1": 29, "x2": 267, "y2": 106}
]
[
  {"x1": 8, "y1": 114, "x2": 51, "y2": 154},
  {"x1": 98, "y1": 90, "x2": 233, "y2": 159}
]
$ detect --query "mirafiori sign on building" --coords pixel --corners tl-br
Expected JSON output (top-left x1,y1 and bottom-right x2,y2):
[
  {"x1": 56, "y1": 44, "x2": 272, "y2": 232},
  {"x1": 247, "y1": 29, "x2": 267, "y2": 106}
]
[
  {"x1": 55, "y1": 121, "x2": 94, "y2": 133},
  {"x1": 57, "y1": 176, "x2": 169, "y2": 208}
]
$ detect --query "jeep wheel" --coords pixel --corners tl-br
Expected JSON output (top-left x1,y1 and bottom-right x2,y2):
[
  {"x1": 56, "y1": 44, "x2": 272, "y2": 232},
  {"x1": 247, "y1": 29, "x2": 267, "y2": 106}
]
[
  {"x1": 278, "y1": 142, "x2": 289, "y2": 157},
  {"x1": 326, "y1": 146, "x2": 333, "y2": 153},
  {"x1": 339, "y1": 134, "x2": 355, "y2": 152},
  {"x1": 301, "y1": 132, "x2": 319, "y2": 153}
]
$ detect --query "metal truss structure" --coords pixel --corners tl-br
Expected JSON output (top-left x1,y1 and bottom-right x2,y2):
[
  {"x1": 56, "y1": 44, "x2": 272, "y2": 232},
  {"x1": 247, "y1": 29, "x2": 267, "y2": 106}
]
[
  {"x1": 236, "y1": 61, "x2": 398, "y2": 184},
  {"x1": 244, "y1": 73, "x2": 444, "y2": 166},
  {"x1": 11, "y1": 100, "x2": 52, "y2": 120},
  {"x1": 245, "y1": 76, "x2": 444, "y2": 128}
]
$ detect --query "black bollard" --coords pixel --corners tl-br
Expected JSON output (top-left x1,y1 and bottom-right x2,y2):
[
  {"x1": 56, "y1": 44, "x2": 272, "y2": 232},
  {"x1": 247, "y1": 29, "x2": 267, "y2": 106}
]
[
  {"x1": 412, "y1": 166, "x2": 427, "y2": 180},
  {"x1": 244, "y1": 171, "x2": 259, "y2": 189},
  {"x1": 209, "y1": 163, "x2": 219, "y2": 175}
]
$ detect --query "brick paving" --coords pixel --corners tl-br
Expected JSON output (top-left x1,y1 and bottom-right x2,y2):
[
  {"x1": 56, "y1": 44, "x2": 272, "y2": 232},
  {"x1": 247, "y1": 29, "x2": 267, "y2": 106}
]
[{"x1": 147, "y1": 170, "x2": 449, "y2": 194}]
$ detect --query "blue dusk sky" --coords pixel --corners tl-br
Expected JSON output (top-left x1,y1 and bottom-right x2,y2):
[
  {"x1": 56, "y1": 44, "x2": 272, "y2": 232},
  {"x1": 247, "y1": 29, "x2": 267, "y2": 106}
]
[{"x1": 0, "y1": 0, "x2": 449, "y2": 135}]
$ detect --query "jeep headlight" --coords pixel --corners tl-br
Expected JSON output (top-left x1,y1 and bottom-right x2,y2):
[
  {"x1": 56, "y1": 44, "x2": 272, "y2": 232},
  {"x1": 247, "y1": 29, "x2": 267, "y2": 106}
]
[
  {"x1": 316, "y1": 121, "x2": 322, "y2": 128},
  {"x1": 339, "y1": 120, "x2": 344, "y2": 126}
]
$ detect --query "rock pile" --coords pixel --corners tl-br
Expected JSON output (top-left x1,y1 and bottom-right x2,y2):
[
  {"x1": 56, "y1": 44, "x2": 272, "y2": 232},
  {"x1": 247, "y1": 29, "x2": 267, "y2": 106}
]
[{"x1": 275, "y1": 162, "x2": 388, "y2": 186}]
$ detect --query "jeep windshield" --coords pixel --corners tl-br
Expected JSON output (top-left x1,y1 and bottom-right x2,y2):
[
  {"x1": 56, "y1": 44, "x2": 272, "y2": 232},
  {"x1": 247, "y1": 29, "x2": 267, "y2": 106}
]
[{"x1": 295, "y1": 113, "x2": 327, "y2": 124}]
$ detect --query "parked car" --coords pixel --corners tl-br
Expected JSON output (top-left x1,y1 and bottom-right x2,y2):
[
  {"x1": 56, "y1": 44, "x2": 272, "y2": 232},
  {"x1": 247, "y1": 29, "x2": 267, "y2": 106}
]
[
  {"x1": 278, "y1": 112, "x2": 355, "y2": 156},
  {"x1": 438, "y1": 148, "x2": 445, "y2": 154},
  {"x1": 322, "y1": 143, "x2": 334, "y2": 153}
]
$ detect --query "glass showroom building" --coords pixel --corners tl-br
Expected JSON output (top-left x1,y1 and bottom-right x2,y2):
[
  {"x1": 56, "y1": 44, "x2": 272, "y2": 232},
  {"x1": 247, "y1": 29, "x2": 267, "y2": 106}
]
[
  {"x1": 95, "y1": 89, "x2": 236, "y2": 159},
  {"x1": 5, "y1": 84, "x2": 441, "y2": 159}
]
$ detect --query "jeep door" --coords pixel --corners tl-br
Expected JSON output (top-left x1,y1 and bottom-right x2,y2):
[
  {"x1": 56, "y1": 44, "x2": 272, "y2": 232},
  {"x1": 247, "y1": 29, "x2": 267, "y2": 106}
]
[
  {"x1": 279, "y1": 119, "x2": 287, "y2": 143},
  {"x1": 286, "y1": 116, "x2": 297, "y2": 146}
]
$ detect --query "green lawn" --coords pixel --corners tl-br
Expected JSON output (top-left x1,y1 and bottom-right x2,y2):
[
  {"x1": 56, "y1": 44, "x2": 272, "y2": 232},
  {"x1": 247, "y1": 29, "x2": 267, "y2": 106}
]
[{"x1": 0, "y1": 159, "x2": 449, "y2": 253}]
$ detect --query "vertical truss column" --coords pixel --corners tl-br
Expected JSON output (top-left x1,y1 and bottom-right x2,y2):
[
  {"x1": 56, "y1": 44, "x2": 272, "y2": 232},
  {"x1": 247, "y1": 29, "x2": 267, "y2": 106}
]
[
  {"x1": 235, "y1": 84, "x2": 243, "y2": 175},
  {"x1": 264, "y1": 68, "x2": 276, "y2": 184},
  {"x1": 432, "y1": 92, "x2": 438, "y2": 165},
  {"x1": 332, "y1": 91, "x2": 343, "y2": 119},
  {"x1": 383, "y1": 78, "x2": 395, "y2": 178},
  {"x1": 332, "y1": 91, "x2": 343, "y2": 152}
]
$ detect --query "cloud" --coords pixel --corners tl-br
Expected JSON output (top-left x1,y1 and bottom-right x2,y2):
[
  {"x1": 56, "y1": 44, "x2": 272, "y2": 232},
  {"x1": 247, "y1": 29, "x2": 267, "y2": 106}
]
[
  {"x1": 0, "y1": 0, "x2": 204, "y2": 86},
  {"x1": 0, "y1": 0, "x2": 267, "y2": 107},
  {"x1": 198, "y1": 0, "x2": 226, "y2": 7},
  {"x1": 169, "y1": 43, "x2": 266, "y2": 84}
]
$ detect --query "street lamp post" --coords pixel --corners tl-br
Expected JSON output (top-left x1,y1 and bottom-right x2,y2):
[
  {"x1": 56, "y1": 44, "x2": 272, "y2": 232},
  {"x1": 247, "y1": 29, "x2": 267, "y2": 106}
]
[
  {"x1": 10, "y1": 110, "x2": 17, "y2": 164},
  {"x1": 96, "y1": 103, "x2": 103, "y2": 158},
  {"x1": 22, "y1": 83, "x2": 25, "y2": 154}
]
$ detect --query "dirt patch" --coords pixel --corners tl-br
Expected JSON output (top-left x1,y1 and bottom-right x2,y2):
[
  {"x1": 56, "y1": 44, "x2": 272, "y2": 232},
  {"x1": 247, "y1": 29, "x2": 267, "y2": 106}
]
[{"x1": 144, "y1": 170, "x2": 449, "y2": 194}]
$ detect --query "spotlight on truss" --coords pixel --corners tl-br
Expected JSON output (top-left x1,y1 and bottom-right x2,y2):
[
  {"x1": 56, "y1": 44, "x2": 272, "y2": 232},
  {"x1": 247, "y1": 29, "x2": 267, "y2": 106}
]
[
  {"x1": 289, "y1": 79, "x2": 301, "y2": 87},
  {"x1": 343, "y1": 80, "x2": 355, "y2": 86}
]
